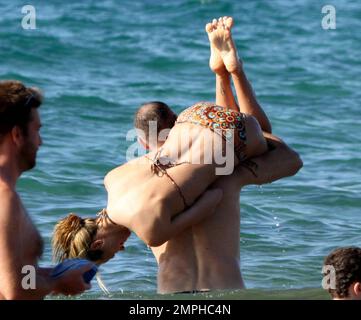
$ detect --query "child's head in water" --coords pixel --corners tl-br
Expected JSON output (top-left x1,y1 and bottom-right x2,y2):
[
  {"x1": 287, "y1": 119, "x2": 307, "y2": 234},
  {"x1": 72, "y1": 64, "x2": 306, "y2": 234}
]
[{"x1": 323, "y1": 247, "x2": 361, "y2": 300}]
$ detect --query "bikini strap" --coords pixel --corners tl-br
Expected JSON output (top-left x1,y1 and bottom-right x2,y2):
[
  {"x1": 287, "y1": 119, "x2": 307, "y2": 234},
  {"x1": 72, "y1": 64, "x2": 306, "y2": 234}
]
[
  {"x1": 145, "y1": 149, "x2": 190, "y2": 209},
  {"x1": 97, "y1": 208, "x2": 118, "y2": 226}
]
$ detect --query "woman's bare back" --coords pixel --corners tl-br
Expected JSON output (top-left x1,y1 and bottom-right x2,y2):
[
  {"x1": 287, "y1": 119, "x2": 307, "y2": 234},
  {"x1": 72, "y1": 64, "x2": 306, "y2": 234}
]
[
  {"x1": 104, "y1": 116, "x2": 266, "y2": 242},
  {"x1": 104, "y1": 123, "x2": 228, "y2": 226}
]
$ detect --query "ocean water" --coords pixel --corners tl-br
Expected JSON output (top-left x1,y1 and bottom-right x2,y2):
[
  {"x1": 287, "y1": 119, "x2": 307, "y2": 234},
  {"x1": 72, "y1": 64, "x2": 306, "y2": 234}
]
[{"x1": 0, "y1": 0, "x2": 360, "y2": 300}]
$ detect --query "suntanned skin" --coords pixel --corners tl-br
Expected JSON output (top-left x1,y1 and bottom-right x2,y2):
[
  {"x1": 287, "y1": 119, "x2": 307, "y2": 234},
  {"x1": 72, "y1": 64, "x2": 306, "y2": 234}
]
[
  {"x1": 103, "y1": 17, "x2": 301, "y2": 293},
  {"x1": 151, "y1": 133, "x2": 301, "y2": 293},
  {"x1": 0, "y1": 186, "x2": 45, "y2": 299},
  {"x1": 0, "y1": 108, "x2": 92, "y2": 299},
  {"x1": 147, "y1": 17, "x2": 302, "y2": 293},
  {"x1": 104, "y1": 117, "x2": 265, "y2": 247},
  {"x1": 104, "y1": 60, "x2": 269, "y2": 247}
]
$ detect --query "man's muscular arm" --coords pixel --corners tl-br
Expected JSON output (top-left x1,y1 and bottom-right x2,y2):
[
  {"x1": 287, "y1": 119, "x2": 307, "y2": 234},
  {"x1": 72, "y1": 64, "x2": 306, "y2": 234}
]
[{"x1": 235, "y1": 132, "x2": 303, "y2": 187}]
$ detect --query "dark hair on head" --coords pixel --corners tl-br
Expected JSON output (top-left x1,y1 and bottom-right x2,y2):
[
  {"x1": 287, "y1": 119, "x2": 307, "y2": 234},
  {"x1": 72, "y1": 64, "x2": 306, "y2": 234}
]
[
  {"x1": 0, "y1": 80, "x2": 43, "y2": 140},
  {"x1": 323, "y1": 247, "x2": 361, "y2": 298},
  {"x1": 134, "y1": 101, "x2": 177, "y2": 140}
]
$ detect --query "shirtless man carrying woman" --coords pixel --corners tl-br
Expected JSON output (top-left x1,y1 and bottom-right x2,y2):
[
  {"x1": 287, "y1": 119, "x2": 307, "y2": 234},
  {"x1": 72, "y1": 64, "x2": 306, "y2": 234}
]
[{"x1": 53, "y1": 18, "x2": 271, "y2": 268}]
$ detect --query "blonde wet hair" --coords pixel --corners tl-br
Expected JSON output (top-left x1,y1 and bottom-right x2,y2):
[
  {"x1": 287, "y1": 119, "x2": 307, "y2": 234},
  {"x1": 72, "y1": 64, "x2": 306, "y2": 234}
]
[
  {"x1": 52, "y1": 213, "x2": 98, "y2": 263},
  {"x1": 52, "y1": 213, "x2": 110, "y2": 294}
]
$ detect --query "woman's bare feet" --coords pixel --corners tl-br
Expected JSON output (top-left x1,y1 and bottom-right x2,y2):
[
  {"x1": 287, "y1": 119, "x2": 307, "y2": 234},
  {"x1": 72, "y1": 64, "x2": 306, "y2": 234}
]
[
  {"x1": 206, "y1": 16, "x2": 242, "y2": 74},
  {"x1": 206, "y1": 19, "x2": 227, "y2": 75}
]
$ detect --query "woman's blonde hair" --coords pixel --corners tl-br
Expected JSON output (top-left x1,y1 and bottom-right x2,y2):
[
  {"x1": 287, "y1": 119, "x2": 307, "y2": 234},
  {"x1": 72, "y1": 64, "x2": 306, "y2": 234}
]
[
  {"x1": 52, "y1": 213, "x2": 111, "y2": 295},
  {"x1": 52, "y1": 213, "x2": 98, "y2": 263}
]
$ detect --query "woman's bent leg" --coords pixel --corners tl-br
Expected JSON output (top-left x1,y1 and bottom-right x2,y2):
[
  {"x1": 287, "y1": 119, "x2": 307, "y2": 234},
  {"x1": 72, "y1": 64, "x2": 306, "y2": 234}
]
[{"x1": 243, "y1": 115, "x2": 268, "y2": 159}]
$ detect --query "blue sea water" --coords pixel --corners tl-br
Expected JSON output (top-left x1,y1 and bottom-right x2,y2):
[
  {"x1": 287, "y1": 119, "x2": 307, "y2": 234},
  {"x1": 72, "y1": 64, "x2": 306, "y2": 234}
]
[{"x1": 0, "y1": 0, "x2": 360, "y2": 299}]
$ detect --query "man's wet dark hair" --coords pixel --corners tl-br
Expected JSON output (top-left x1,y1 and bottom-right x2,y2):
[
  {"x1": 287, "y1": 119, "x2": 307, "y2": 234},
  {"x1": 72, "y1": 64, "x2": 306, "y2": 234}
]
[
  {"x1": 0, "y1": 80, "x2": 43, "y2": 141},
  {"x1": 323, "y1": 247, "x2": 361, "y2": 298},
  {"x1": 134, "y1": 101, "x2": 177, "y2": 139}
]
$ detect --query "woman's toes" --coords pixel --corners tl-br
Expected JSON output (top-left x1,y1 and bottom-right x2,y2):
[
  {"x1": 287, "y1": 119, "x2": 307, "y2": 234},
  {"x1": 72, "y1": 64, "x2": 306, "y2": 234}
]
[
  {"x1": 225, "y1": 17, "x2": 233, "y2": 29},
  {"x1": 205, "y1": 23, "x2": 213, "y2": 33},
  {"x1": 212, "y1": 18, "x2": 218, "y2": 29}
]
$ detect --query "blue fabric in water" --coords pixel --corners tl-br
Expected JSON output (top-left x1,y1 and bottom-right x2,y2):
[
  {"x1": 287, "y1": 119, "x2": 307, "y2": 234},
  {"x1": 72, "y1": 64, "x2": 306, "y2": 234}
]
[{"x1": 51, "y1": 259, "x2": 97, "y2": 284}]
